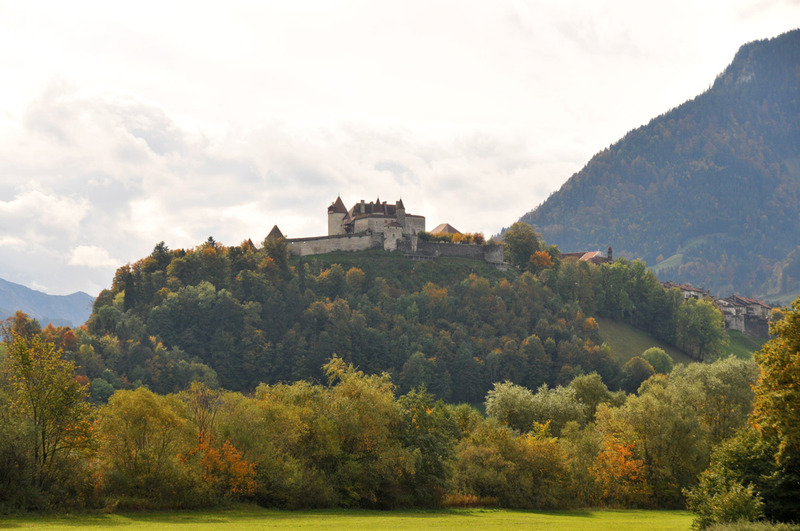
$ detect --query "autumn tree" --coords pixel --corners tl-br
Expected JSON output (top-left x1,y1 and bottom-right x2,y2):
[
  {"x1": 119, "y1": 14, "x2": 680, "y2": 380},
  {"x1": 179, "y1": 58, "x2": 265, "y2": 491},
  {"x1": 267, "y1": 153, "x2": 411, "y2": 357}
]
[
  {"x1": 453, "y1": 420, "x2": 570, "y2": 508},
  {"x1": 97, "y1": 387, "x2": 196, "y2": 507},
  {"x1": 3, "y1": 332, "x2": 93, "y2": 491},
  {"x1": 502, "y1": 222, "x2": 542, "y2": 271},
  {"x1": 590, "y1": 406, "x2": 651, "y2": 508},
  {"x1": 748, "y1": 297, "x2": 800, "y2": 521}
]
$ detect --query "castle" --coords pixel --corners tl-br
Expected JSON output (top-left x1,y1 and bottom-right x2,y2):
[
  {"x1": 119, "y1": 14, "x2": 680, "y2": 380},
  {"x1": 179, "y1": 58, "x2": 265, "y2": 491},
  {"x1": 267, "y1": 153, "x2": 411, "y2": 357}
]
[
  {"x1": 327, "y1": 196, "x2": 425, "y2": 243},
  {"x1": 277, "y1": 196, "x2": 504, "y2": 267}
]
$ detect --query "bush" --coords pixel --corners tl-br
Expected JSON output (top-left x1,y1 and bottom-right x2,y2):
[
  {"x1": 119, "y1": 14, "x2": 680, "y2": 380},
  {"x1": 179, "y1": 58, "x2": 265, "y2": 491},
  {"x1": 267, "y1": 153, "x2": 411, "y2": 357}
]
[{"x1": 686, "y1": 479, "x2": 765, "y2": 530}]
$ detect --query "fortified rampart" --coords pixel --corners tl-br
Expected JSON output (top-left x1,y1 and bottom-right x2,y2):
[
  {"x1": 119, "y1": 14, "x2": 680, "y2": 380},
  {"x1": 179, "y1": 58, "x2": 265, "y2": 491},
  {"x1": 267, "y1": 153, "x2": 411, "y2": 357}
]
[
  {"x1": 286, "y1": 232, "x2": 381, "y2": 257},
  {"x1": 286, "y1": 231, "x2": 505, "y2": 268},
  {"x1": 397, "y1": 239, "x2": 505, "y2": 267}
]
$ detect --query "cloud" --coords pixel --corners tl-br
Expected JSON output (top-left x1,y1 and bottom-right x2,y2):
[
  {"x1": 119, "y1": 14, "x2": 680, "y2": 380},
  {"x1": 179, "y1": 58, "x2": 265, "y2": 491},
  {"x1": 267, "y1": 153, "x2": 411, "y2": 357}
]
[
  {"x1": 0, "y1": 80, "x2": 559, "y2": 295},
  {"x1": 68, "y1": 245, "x2": 120, "y2": 268},
  {"x1": 0, "y1": 236, "x2": 25, "y2": 248},
  {"x1": 0, "y1": 187, "x2": 90, "y2": 239},
  {"x1": 1, "y1": 2, "x2": 799, "y2": 296}
]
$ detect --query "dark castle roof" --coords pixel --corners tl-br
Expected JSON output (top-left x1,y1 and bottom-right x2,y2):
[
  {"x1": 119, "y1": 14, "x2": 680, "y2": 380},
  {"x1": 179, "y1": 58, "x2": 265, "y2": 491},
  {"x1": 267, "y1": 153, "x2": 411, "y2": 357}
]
[{"x1": 328, "y1": 196, "x2": 348, "y2": 214}]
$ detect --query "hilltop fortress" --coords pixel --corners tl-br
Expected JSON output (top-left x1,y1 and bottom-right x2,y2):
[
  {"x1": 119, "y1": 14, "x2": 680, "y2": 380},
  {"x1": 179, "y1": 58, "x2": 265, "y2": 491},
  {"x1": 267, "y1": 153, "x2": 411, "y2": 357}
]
[{"x1": 275, "y1": 196, "x2": 504, "y2": 267}]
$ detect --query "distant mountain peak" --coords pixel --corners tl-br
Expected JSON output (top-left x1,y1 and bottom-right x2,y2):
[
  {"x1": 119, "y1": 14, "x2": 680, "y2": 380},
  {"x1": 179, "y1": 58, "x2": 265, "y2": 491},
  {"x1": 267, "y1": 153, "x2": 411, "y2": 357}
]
[
  {"x1": 0, "y1": 277, "x2": 95, "y2": 327},
  {"x1": 516, "y1": 29, "x2": 800, "y2": 303}
]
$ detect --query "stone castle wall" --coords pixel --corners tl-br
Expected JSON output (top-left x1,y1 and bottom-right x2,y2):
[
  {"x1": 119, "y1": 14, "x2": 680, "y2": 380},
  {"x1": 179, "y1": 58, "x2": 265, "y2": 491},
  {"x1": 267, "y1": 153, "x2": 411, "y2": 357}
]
[
  {"x1": 287, "y1": 231, "x2": 505, "y2": 268},
  {"x1": 287, "y1": 232, "x2": 381, "y2": 257},
  {"x1": 398, "y1": 239, "x2": 504, "y2": 266}
]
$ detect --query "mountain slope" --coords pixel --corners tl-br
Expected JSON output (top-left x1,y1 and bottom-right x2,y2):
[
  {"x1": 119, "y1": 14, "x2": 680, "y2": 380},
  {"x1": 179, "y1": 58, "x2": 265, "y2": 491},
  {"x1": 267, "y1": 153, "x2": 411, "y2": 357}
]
[
  {"x1": 518, "y1": 29, "x2": 800, "y2": 302},
  {"x1": 0, "y1": 277, "x2": 94, "y2": 327}
]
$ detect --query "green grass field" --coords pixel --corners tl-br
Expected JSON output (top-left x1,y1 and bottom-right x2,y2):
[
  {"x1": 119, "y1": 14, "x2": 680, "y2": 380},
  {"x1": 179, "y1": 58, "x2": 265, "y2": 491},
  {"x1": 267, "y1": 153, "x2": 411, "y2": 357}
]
[
  {"x1": 596, "y1": 317, "x2": 695, "y2": 364},
  {"x1": 726, "y1": 330, "x2": 766, "y2": 359},
  {"x1": 0, "y1": 506, "x2": 694, "y2": 530},
  {"x1": 597, "y1": 318, "x2": 765, "y2": 366}
]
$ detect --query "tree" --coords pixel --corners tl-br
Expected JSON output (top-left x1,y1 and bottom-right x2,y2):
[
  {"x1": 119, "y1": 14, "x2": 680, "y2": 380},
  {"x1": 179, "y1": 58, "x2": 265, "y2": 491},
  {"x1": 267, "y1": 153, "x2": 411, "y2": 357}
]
[
  {"x1": 671, "y1": 357, "x2": 758, "y2": 445},
  {"x1": 528, "y1": 384, "x2": 587, "y2": 437},
  {"x1": 676, "y1": 298, "x2": 727, "y2": 361},
  {"x1": 97, "y1": 387, "x2": 195, "y2": 506},
  {"x1": 3, "y1": 332, "x2": 93, "y2": 490},
  {"x1": 749, "y1": 297, "x2": 800, "y2": 520},
  {"x1": 485, "y1": 381, "x2": 537, "y2": 433},
  {"x1": 620, "y1": 356, "x2": 655, "y2": 394},
  {"x1": 502, "y1": 222, "x2": 542, "y2": 271},
  {"x1": 608, "y1": 375, "x2": 710, "y2": 507},
  {"x1": 323, "y1": 357, "x2": 414, "y2": 508},
  {"x1": 568, "y1": 372, "x2": 613, "y2": 421},
  {"x1": 641, "y1": 347, "x2": 673, "y2": 374},
  {"x1": 1, "y1": 311, "x2": 42, "y2": 340},
  {"x1": 397, "y1": 388, "x2": 459, "y2": 506},
  {"x1": 453, "y1": 420, "x2": 570, "y2": 508},
  {"x1": 685, "y1": 428, "x2": 768, "y2": 529}
]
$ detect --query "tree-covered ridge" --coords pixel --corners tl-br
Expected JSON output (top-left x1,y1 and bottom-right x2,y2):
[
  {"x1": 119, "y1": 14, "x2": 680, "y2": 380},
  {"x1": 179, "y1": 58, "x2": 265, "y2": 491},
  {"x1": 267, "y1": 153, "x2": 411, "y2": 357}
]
[
  {"x1": 68, "y1": 223, "x2": 729, "y2": 402},
  {"x1": 86, "y1": 236, "x2": 608, "y2": 398},
  {"x1": 518, "y1": 29, "x2": 800, "y2": 301}
]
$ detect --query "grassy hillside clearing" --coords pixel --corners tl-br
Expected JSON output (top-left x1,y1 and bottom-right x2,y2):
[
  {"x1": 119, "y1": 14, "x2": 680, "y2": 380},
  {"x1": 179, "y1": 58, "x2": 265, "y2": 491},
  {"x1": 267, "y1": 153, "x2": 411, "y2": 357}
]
[
  {"x1": 598, "y1": 318, "x2": 764, "y2": 366},
  {"x1": 726, "y1": 330, "x2": 767, "y2": 359},
  {"x1": 596, "y1": 317, "x2": 695, "y2": 364},
  {"x1": 1, "y1": 507, "x2": 693, "y2": 530}
]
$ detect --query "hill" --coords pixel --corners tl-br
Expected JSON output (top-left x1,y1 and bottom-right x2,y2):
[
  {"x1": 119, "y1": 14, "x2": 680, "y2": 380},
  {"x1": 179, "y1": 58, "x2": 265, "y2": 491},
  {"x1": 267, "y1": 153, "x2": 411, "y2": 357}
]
[
  {"x1": 517, "y1": 29, "x2": 800, "y2": 302},
  {"x1": 0, "y1": 277, "x2": 94, "y2": 327},
  {"x1": 60, "y1": 231, "x2": 738, "y2": 402}
]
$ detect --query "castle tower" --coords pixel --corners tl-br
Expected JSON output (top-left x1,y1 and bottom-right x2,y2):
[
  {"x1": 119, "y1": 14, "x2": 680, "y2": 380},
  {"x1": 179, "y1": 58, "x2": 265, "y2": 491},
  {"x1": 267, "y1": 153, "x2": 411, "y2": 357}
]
[
  {"x1": 328, "y1": 196, "x2": 347, "y2": 236},
  {"x1": 396, "y1": 198, "x2": 406, "y2": 231}
]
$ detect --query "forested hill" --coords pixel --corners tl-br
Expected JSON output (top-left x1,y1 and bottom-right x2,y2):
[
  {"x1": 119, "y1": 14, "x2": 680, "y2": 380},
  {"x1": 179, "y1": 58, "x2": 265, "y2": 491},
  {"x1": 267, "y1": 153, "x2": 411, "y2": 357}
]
[
  {"x1": 518, "y1": 29, "x2": 800, "y2": 303},
  {"x1": 59, "y1": 232, "x2": 731, "y2": 401}
]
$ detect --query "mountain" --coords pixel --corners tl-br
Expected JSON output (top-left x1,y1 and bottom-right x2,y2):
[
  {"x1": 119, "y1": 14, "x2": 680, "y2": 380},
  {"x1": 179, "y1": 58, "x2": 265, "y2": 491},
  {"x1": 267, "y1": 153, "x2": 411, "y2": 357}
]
[
  {"x1": 517, "y1": 29, "x2": 800, "y2": 304},
  {"x1": 0, "y1": 277, "x2": 95, "y2": 327}
]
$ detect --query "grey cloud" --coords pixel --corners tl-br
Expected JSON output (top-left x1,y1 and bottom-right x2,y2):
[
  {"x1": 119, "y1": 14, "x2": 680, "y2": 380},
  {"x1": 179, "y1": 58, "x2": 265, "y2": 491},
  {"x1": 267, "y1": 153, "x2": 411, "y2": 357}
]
[
  {"x1": 374, "y1": 161, "x2": 420, "y2": 187},
  {"x1": 1, "y1": 83, "x2": 560, "y2": 294}
]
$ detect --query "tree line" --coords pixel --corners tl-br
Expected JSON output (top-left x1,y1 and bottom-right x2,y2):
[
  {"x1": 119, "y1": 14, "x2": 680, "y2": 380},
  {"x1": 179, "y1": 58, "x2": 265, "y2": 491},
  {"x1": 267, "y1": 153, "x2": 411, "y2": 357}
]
[
  {"x1": 2, "y1": 311, "x2": 797, "y2": 528},
  {"x1": 0, "y1": 319, "x2": 760, "y2": 514}
]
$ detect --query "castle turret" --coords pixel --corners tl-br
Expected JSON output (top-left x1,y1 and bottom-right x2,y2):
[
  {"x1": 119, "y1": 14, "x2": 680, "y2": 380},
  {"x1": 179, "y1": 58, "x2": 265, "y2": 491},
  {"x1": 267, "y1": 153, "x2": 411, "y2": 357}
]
[
  {"x1": 328, "y1": 196, "x2": 347, "y2": 236},
  {"x1": 396, "y1": 198, "x2": 406, "y2": 230}
]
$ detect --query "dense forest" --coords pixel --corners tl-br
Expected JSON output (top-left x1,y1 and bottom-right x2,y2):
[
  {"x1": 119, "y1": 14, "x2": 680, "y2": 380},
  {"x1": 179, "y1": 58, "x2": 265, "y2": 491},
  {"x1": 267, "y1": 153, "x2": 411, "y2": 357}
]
[
  {"x1": 518, "y1": 29, "x2": 800, "y2": 303},
  {"x1": 47, "y1": 225, "x2": 728, "y2": 402},
  {"x1": 2, "y1": 227, "x2": 798, "y2": 527}
]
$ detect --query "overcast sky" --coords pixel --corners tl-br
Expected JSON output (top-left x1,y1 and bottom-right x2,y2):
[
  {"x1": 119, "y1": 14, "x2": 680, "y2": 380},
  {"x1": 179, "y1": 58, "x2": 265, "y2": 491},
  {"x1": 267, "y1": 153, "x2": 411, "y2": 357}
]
[{"x1": 1, "y1": 1, "x2": 798, "y2": 296}]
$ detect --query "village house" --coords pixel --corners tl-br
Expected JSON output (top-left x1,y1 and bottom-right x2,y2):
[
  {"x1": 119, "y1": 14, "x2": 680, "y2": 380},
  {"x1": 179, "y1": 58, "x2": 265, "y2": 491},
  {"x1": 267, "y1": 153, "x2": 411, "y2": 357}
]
[
  {"x1": 561, "y1": 247, "x2": 613, "y2": 265},
  {"x1": 715, "y1": 294, "x2": 772, "y2": 338},
  {"x1": 661, "y1": 281, "x2": 713, "y2": 300}
]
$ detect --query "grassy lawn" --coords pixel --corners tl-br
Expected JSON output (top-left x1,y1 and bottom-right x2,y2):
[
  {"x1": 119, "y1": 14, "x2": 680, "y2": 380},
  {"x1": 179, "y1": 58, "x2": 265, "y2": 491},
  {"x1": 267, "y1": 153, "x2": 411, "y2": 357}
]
[
  {"x1": 0, "y1": 506, "x2": 694, "y2": 530},
  {"x1": 726, "y1": 330, "x2": 766, "y2": 359},
  {"x1": 596, "y1": 317, "x2": 695, "y2": 364}
]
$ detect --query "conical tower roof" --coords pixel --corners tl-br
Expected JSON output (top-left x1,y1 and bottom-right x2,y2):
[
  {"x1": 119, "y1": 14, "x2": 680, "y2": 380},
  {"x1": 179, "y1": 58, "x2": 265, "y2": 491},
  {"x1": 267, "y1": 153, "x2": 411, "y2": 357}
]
[
  {"x1": 267, "y1": 225, "x2": 284, "y2": 240},
  {"x1": 329, "y1": 195, "x2": 347, "y2": 214}
]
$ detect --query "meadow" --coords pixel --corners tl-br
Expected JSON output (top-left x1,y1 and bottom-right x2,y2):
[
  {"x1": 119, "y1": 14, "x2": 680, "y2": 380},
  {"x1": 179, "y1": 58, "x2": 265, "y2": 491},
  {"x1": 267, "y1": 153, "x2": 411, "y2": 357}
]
[{"x1": 0, "y1": 507, "x2": 693, "y2": 530}]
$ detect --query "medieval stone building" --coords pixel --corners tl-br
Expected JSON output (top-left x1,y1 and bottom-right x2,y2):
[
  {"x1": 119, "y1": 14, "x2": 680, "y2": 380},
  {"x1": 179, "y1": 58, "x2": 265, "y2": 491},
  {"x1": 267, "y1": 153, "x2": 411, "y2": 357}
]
[
  {"x1": 276, "y1": 196, "x2": 503, "y2": 267},
  {"x1": 327, "y1": 196, "x2": 425, "y2": 241}
]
